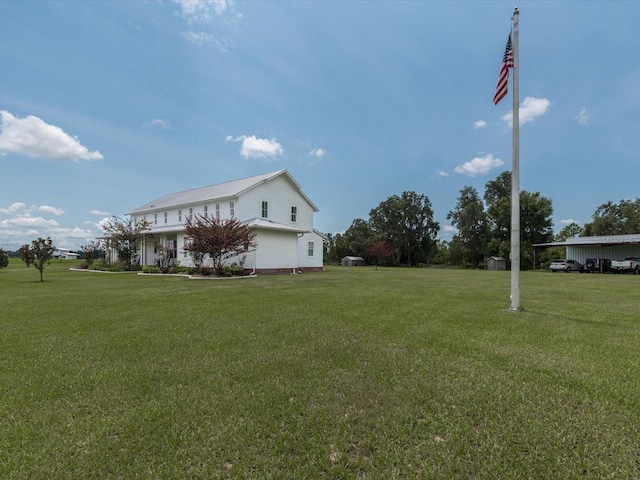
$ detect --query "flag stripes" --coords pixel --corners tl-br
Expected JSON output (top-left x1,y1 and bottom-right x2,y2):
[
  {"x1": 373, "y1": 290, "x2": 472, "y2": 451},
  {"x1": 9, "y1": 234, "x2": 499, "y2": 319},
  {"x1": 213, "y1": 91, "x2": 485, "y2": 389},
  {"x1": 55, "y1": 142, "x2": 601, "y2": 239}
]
[{"x1": 493, "y1": 33, "x2": 513, "y2": 105}]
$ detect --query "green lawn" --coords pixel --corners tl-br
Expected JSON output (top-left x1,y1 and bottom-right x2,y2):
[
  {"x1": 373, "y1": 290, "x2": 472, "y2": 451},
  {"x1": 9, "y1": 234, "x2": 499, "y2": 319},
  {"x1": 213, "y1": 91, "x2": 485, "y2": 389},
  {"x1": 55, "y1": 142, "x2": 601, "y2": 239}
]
[{"x1": 2, "y1": 261, "x2": 639, "y2": 478}]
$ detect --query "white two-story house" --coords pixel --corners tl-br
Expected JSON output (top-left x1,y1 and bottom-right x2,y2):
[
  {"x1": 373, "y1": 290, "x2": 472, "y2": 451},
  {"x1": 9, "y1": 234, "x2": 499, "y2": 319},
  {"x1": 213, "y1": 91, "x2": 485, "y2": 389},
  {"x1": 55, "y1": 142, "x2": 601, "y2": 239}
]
[{"x1": 127, "y1": 170, "x2": 324, "y2": 274}]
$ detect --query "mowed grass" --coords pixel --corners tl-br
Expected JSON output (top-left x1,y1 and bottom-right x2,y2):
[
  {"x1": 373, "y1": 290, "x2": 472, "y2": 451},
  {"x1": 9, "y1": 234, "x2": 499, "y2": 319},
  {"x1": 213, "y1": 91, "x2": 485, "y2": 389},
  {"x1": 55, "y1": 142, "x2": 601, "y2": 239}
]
[{"x1": 2, "y1": 261, "x2": 640, "y2": 479}]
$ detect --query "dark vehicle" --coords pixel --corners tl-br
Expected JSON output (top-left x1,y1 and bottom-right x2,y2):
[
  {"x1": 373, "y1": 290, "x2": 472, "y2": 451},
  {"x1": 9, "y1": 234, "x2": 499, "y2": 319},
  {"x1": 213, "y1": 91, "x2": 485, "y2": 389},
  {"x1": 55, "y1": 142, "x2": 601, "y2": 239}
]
[{"x1": 582, "y1": 258, "x2": 612, "y2": 273}]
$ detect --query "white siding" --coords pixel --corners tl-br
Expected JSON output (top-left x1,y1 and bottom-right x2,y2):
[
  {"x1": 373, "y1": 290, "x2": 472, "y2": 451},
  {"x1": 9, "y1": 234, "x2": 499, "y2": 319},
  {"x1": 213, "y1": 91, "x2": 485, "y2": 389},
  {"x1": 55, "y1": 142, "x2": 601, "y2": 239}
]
[
  {"x1": 297, "y1": 231, "x2": 324, "y2": 269},
  {"x1": 567, "y1": 245, "x2": 640, "y2": 264},
  {"x1": 238, "y1": 175, "x2": 314, "y2": 229},
  {"x1": 254, "y1": 229, "x2": 298, "y2": 269}
]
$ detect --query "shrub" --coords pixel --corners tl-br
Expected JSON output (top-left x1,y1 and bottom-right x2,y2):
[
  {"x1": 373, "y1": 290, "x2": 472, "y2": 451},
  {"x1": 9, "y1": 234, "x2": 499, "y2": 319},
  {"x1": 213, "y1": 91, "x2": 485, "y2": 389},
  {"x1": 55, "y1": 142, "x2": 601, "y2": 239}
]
[
  {"x1": 0, "y1": 248, "x2": 9, "y2": 269},
  {"x1": 142, "y1": 265, "x2": 161, "y2": 274},
  {"x1": 223, "y1": 263, "x2": 245, "y2": 277}
]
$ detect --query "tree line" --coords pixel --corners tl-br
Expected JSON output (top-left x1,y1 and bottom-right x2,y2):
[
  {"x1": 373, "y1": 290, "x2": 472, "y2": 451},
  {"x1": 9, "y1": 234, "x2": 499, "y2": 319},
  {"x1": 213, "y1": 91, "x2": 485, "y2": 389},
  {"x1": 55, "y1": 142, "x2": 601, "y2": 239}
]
[{"x1": 324, "y1": 170, "x2": 640, "y2": 269}]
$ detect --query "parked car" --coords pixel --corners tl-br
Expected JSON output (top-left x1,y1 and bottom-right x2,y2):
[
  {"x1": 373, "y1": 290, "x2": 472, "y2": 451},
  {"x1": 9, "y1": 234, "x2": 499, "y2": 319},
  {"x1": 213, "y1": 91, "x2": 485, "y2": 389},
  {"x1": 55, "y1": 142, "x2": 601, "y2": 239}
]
[
  {"x1": 550, "y1": 259, "x2": 583, "y2": 273},
  {"x1": 581, "y1": 258, "x2": 612, "y2": 273},
  {"x1": 611, "y1": 257, "x2": 640, "y2": 274}
]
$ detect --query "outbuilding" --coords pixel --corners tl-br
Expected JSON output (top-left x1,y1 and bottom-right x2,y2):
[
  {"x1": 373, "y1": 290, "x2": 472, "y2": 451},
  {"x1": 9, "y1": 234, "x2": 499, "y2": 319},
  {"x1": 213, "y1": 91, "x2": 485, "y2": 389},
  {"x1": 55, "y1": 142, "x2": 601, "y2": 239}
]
[
  {"x1": 487, "y1": 256, "x2": 507, "y2": 271},
  {"x1": 341, "y1": 256, "x2": 365, "y2": 267}
]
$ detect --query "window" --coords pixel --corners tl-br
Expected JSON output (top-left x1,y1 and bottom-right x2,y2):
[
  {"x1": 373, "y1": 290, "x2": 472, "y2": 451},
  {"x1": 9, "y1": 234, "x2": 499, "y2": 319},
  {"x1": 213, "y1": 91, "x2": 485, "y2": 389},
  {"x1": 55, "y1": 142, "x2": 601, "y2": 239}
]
[
  {"x1": 154, "y1": 213, "x2": 158, "y2": 225},
  {"x1": 230, "y1": 201, "x2": 235, "y2": 217},
  {"x1": 308, "y1": 241, "x2": 314, "y2": 257},
  {"x1": 188, "y1": 207, "x2": 193, "y2": 220},
  {"x1": 164, "y1": 211, "x2": 168, "y2": 224},
  {"x1": 261, "y1": 201, "x2": 268, "y2": 218},
  {"x1": 183, "y1": 237, "x2": 189, "y2": 259},
  {"x1": 178, "y1": 209, "x2": 182, "y2": 222},
  {"x1": 204, "y1": 205, "x2": 208, "y2": 218},
  {"x1": 215, "y1": 203, "x2": 220, "y2": 219},
  {"x1": 291, "y1": 206, "x2": 297, "y2": 223}
]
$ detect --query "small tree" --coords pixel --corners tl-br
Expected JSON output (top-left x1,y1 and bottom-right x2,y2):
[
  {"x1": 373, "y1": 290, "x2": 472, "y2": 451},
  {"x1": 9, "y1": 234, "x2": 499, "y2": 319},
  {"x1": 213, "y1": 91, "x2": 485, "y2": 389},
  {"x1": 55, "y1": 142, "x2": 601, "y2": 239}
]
[
  {"x1": 0, "y1": 248, "x2": 8, "y2": 269},
  {"x1": 79, "y1": 240, "x2": 104, "y2": 268},
  {"x1": 18, "y1": 237, "x2": 56, "y2": 281},
  {"x1": 184, "y1": 215, "x2": 257, "y2": 276},
  {"x1": 367, "y1": 241, "x2": 393, "y2": 269},
  {"x1": 101, "y1": 216, "x2": 151, "y2": 270}
]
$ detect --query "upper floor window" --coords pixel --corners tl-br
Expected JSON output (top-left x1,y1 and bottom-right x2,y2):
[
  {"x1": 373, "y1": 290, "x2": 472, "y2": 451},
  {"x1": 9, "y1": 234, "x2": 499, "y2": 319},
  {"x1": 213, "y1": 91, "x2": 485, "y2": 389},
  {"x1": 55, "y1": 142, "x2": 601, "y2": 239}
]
[
  {"x1": 307, "y1": 241, "x2": 314, "y2": 257},
  {"x1": 204, "y1": 205, "x2": 208, "y2": 218},
  {"x1": 261, "y1": 201, "x2": 268, "y2": 218},
  {"x1": 215, "y1": 203, "x2": 220, "y2": 219},
  {"x1": 154, "y1": 213, "x2": 158, "y2": 225},
  {"x1": 291, "y1": 206, "x2": 297, "y2": 223},
  {"x1": 188, "y1": 207, "x2": 193, "y2": 220},
  {"x1": 164, "y1": 212, "x2": 168, "y2": 224},
  {"x1": 178, "y1": 209, "x2": 182, "y2": 222},
  {"x1": 230, "y1": 201, "x2": 235, "y2": 217}
]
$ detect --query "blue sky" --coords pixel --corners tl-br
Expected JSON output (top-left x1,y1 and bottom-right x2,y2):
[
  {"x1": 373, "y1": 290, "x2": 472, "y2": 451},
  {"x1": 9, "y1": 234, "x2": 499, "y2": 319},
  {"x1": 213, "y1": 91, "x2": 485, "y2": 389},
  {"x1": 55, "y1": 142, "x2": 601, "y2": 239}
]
[{"x1": 1, "y1": 1, "x2": 639, "y2": 251}]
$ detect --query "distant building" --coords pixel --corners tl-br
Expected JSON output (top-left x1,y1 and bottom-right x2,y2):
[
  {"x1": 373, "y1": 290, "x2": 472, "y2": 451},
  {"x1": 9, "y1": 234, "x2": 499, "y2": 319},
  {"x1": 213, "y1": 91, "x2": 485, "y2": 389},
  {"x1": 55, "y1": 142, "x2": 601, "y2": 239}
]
[
  {"x1": 342, "y1": 256, "x2": 365, "y2": 267},
  {"x1": 128, "y1": 170, "x2": 324, "y2": 274},
  {"x1": 533, "y1": 234, "x2": 640, "y2": 269},
  {"x1": 487, "y1": 256, "x2": 507, "y2": 271},
  {"x1": 52, "y1": 248, "x2": 80, "y2": 260}
]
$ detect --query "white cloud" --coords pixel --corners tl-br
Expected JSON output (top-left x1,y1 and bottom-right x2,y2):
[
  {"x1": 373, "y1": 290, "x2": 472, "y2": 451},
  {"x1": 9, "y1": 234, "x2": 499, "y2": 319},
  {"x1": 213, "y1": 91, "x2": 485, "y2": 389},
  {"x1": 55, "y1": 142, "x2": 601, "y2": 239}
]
[
  {"x1": 226, "y1": 135, "x2": 284, "y2": 160},
  {"x1": 441, "y1": 225, "x2": 458, "y2": 236},
  {"x1": 575, "y1": 107, "x2": 590, "y2": 126},
  {"x1": 143, "y1": 118, "x2": 171, "y2": 129},
  {"x1": 561, "y1": 218, "x2": 582, "y2": 225},
  {"x1": 1, "y1": 215, "x2": 60, "y2": 228},
  {"x1": 90, "y1": 209, "x2": 110, "y2": 216},
  {"x1": 454, "y1": 154, "x2": 504, "y2": 177},
  {"x1": 173, "y1": 0, "x2": 230, "y2": 24},
  {"x1": 0, "y1": 110, "x2": 103, "y2": 161},
  {"x1": 501, "y1": 97, "x2": 550, "y2": 127},
  {"x1": 96, "y1": 217, "x2": 114, "y2": 230},
  {"x1": 473, "y1": 119, "x2": 487, "y2": 129},
  {"x1": 310, "y1": 148, "x2": 326, "y2": 158},
  {"x1": 0, "y1": 202, "x2": 26, "y2": 215},
  {"x1": 436, "y1": 170, "x2": 449, "y2": 177},
  {"x1": 38, "y1": 205, "x2": 64, "y2": 216}
]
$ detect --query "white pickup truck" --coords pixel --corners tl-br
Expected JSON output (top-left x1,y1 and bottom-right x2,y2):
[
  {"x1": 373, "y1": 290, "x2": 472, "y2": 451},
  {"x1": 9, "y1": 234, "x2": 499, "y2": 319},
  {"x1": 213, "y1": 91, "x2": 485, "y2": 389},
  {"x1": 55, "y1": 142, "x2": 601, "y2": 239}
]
[{"x1": 610, "y1": 257, "x2": 640, "y2": 274}]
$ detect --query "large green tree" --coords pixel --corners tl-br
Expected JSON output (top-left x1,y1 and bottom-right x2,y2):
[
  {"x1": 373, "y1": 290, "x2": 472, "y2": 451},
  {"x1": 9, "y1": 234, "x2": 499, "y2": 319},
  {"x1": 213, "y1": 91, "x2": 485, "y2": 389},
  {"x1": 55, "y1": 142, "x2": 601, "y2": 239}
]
[
  {"x1": 18, "y1": 237, "x2": 56, "y2": 281},
  {"x1": 333, "y1": 219, "x2": 376, "y2": 261},
  {"x1": 369, "y1": 191, "x2": 439, "y2": 266},
  {"x1": 447, "y1": 186, "x2": 489, "y2": 268},
  {"x1": 101, "y1": 217, "x2": 152, "y2": 270},
  {"x1": 484, "y1": 171, "x2": 554, "y2": 269},
  {"x1": 556, "y1": 222, "x2": 583, "y2": 241},
  {"x1": 583, "y1": 199, "x2": 640, "y2": 236}
]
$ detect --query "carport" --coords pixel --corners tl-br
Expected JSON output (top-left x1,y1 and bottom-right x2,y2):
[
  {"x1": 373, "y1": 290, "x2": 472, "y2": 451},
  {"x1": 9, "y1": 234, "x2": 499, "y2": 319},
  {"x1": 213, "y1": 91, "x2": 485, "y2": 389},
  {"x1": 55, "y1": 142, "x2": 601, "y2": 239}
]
[{"x1": 533, "y1": 234, "x2": 640, "y2": 272}]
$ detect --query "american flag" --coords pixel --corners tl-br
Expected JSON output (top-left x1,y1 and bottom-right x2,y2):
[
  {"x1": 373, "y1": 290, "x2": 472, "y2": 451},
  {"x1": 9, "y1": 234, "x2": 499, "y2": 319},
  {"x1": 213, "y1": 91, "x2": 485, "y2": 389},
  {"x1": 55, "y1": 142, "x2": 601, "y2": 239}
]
[{"x1": 493, "y1": 33, "x2": 513, "y2": 105}]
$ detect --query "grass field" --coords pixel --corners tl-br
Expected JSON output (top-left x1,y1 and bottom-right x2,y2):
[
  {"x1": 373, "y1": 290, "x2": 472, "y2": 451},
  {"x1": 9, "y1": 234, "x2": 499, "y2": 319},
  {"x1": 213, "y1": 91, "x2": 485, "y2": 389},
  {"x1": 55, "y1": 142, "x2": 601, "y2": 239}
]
[{"x1": 2, "y1": 260, "x2": 639, "y2": 479}]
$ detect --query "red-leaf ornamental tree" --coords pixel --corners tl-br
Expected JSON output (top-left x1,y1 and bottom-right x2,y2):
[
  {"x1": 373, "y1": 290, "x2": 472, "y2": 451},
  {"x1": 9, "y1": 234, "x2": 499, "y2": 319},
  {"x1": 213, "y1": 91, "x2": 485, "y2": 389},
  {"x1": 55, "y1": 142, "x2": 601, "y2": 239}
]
[
  {"x1": 367, "y1": 241, "x2": 393, "y2": 269},
  {"x1": 184, "y1": 215, "x2": 257, "y2": 276}
]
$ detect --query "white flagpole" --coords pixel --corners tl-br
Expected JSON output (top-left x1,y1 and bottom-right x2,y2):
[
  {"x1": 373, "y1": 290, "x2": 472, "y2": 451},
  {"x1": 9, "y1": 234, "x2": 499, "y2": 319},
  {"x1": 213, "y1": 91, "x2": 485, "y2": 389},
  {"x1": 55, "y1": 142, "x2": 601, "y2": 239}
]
[{"x1": 510, "y1": 6, "x2": 520, "y2": 311}]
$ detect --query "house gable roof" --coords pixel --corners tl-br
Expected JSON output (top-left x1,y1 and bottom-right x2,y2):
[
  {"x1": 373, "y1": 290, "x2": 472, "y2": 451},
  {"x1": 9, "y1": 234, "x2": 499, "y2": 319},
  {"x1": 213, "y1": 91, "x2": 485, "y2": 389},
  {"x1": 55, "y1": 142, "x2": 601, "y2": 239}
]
[{"x1": 128, "y1": 170, "x2": 318, "y2": 214}]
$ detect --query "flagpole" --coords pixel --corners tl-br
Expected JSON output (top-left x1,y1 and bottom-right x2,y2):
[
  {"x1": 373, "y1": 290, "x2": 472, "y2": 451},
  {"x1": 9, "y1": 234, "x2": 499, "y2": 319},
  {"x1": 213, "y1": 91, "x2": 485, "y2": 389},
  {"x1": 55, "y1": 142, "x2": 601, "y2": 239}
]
[{"x1": 510, "y1": 6, "x2": 520, "y2": 311}]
